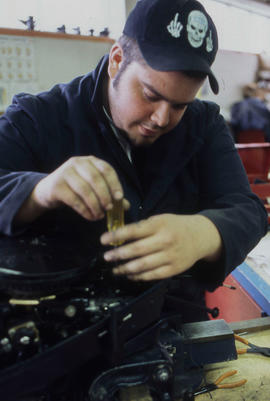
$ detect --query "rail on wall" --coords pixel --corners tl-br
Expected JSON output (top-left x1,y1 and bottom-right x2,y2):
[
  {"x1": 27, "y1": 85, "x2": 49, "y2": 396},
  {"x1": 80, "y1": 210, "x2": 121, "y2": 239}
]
[{"x1": 0, "y1": 27, "x2": 115, "y2": 44}]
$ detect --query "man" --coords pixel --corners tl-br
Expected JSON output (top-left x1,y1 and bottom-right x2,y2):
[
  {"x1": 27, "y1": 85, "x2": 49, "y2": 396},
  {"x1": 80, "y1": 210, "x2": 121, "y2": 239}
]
[
  {"x1": 231, "y1": 83, "x2": 270, "y2": 141},
  {"x1": 0, "y1": 0, "x2": 267, "y2": 321}
]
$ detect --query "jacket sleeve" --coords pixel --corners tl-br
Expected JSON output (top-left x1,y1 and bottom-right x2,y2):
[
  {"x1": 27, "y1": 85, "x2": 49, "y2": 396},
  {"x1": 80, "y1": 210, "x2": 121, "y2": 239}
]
[
  {"x1": 0, "y1": 101, "x2": 47, "y2": 235},
  {"x1": 194, "y1": 103, "x2": 268, "y2": 288}
]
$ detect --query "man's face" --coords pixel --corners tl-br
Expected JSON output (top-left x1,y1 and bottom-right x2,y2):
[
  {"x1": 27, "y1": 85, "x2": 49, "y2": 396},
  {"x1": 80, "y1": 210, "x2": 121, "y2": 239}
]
[{"x1": 108, "y1": 47, "x2": 204, "y2": 147}]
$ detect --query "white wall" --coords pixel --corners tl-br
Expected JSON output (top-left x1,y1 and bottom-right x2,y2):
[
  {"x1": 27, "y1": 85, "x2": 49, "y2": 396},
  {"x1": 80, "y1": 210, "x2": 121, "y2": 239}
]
[
  {"x1": 34, "y1": 37, "x2": 112, "y2": 92},
  {"x1": 201, "y1": 49, "x2": 259, "y2": 120},
  {"x1": 125, "y1": 0, "x2": 137, "y2": 17}
]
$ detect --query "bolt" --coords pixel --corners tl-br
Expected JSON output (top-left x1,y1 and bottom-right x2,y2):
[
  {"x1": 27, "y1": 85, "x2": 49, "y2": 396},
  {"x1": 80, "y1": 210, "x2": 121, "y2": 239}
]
[
  {"x1": 1, "y1": 337, "x2": 12, "y2": 352},
  {"x1": 183, "y1": 390, "x2": 195, "y2": 401},
  {"x1": 20, "y1": 336, "x2": 31, "y2": 345},
  {"x1": 87, "y1": 300, "x2": 99, "y2": 312},
  {"x1": 64, "y1": 304, "x2": 77, "y2": 318},
  {"x1": 155, "y1": 366, "x2": 171, "y2": 383},
  {"x1": 1, "y1": 338, "x2": 9, "y2": 346}
]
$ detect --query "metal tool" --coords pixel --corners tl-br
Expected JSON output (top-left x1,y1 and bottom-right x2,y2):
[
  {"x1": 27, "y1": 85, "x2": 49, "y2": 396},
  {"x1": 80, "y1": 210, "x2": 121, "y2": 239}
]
[
  {"x1": 194, "y1": 369, "x2": 247, "y2": 396},
  {"x1": 106, "y1": 198, "x2": 124, "y2": 246},
  {"x1": 235, "y1": 333, "x2": 270, "y2": 357}
]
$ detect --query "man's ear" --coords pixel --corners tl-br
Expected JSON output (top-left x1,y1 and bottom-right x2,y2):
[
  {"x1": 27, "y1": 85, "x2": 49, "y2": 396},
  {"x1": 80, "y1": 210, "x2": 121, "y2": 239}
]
[{"x1": 108, "y1": 43, "x2": 123, "y2": 79}]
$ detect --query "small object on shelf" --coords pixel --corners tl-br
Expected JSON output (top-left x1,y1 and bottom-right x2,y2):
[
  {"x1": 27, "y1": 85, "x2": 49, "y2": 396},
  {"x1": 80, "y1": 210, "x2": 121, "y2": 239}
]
[
  {"x1": 19, "y1": 16, "x2": 35, "y2": 31},
  {"x1": 99, "y1": 27, "x2": 109, "y2": 37},
  {"x1": 73, "y1": 27, "x2": 81, "y2": 35},
  {"x1": 57, "y1": 25, "x2": 66, "y2": 34},
  {"x1": 89, "y1": 28, "x2": 95, "y2": 36}
]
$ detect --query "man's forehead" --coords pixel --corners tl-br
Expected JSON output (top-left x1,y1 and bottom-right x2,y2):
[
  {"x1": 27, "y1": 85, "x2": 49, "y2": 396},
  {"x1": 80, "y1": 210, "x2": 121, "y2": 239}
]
[{"x1": 142, "y1": 80, "x2": 193, "y2": 106}]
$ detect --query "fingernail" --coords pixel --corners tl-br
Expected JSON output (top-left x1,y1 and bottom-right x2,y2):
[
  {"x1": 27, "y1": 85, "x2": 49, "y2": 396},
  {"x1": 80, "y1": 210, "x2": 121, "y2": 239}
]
[
  {"x1": 100, "y1": 234, "x2": 109, "y2": 244},
  {"x1": 114, "y1": 191, "x2": 123, "y2": 200},
  {"x1": 106, "y1": 203, "x2": 113, "y2": 210},
  {"x1": 104, "y1": 252, "x2": 113, "y2": 261}
]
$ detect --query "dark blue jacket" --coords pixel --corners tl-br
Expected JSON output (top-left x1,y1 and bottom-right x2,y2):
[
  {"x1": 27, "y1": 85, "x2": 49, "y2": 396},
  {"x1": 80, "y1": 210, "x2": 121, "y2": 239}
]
[{"x1": 0, "y1": 56, "x2": 267, "y2": 290}]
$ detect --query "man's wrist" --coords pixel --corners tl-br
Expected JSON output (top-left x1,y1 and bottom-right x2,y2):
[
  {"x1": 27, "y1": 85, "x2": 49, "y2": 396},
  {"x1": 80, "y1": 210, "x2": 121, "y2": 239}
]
[
  {"x1": 191, "y1": 214, "x2": 223, "y2": 263},
  {"x1": 14, "y1": 188, "x2": 47, "y2": 225}
]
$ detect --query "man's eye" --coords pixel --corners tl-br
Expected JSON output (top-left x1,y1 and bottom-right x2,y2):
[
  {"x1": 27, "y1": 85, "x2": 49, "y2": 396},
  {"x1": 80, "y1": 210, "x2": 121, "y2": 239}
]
[{"x1": 143, "y1": 91, "x2": 159, "y2": 102}]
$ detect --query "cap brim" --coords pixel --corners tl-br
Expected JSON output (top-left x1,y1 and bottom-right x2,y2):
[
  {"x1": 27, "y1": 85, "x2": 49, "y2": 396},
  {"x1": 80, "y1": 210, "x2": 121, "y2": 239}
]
[
  {"x1": 208, "y1": 73, "x2": 219, "y2": 95},
  {"x1": 137, "y1": 40, "x2": 219, "y2": 94}
]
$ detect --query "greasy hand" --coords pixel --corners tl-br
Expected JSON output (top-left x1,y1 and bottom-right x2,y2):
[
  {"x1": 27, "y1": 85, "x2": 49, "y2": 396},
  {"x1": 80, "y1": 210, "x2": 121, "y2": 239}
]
[
  {"x1": 32, "y1": 156, "x2": 129, "y2": 220},
  {"x1": 101, "y1": 213, "x2": 222, "y2": 281}
]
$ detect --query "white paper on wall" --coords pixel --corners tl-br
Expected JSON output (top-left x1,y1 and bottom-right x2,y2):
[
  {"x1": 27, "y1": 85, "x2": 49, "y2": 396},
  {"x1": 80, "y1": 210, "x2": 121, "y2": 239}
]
[{"x1": 0, "y1": 36, "x2": 38, "y2": 112}]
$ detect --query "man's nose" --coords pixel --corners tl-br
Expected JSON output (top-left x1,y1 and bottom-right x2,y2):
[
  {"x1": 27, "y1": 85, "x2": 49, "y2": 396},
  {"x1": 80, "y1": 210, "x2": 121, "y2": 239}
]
[{"x1": 150, "y1": 102, "x2": 170, "y2": 128}]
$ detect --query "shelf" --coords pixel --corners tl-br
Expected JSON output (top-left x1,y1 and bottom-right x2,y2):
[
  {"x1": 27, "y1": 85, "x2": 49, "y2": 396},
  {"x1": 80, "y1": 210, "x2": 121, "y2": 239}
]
[{"x1": 0, "y1": 27, "x2": 114, "y2": 43}]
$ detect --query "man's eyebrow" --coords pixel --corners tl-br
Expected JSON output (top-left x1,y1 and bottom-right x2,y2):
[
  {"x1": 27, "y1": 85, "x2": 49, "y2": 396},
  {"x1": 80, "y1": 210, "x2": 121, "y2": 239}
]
[{"x1": 142, "y1": 81, "x2": 192, "y2": 106}]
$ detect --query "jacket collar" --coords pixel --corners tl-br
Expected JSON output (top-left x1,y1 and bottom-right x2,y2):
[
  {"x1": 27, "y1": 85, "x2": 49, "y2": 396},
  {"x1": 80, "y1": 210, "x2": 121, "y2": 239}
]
[{"x1": 90, "y1": 55, "x2": 109, "y2": 115}]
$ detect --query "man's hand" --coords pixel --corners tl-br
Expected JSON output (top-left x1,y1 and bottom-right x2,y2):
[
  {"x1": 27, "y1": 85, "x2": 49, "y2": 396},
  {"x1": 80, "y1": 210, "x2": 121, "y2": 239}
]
[
  {"x1": 101, "y1": 214, "x2": 222, "y2": 281},
  {"x1": 15, "y1": 156, "x2": 129, "y2": 224}
]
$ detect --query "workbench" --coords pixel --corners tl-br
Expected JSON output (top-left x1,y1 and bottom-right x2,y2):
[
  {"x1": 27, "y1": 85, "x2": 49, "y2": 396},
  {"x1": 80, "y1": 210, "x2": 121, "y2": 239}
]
[
  {"x1": 119, "y1": 317, "x2": 270, "y2": 401},
  {"x1": 196, "y1": 317, "x2": 270, "y2": 401}
]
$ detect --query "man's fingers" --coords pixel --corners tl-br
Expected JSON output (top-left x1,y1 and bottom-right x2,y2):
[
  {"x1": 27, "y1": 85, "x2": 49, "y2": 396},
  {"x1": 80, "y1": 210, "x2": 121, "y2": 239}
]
[
  {"x1": 60, "y1": 183, "x2": 96, "y2": 220},
  {"x1": 123, "y1": 198, "x2": 130, "y2": 211},
  {"x1": 103, "y1": 234, "x2": 161, "y2": 262},
  {"x1": 64, "y1": 167, "x2": 104, "y2": 218},
  {"x1": 69, "y1": 157, "x2": 115, "y2": 210},
  {"x1": 33, "y1": 156, "x2": 126, "y2": 222},
  {"x1": 112, "y1": 251, "x2": 165, "y2": 275},
  {"x1": 88, "y1": 156, "x2": 124, "y2": 200},
  {"x1": 127, "y1": 265, "x2": 173, "y2": 281},
  {"x1": 101, "y1": 219, "x2": 152, "y2": 246},
  {"x1": 64, "y1": 156, "x2": 124, "y2": 212}
]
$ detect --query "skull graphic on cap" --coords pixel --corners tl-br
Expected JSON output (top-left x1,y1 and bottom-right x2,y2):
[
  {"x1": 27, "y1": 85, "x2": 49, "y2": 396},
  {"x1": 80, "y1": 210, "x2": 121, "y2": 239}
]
[{"x1": 186, "y1": 10, "x2": 208, "y2": 48}]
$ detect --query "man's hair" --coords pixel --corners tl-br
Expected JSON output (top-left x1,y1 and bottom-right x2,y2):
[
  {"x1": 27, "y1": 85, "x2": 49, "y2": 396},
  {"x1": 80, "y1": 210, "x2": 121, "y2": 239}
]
[
  {"x1": 112, "y1": 34, "x2": 145, "y2": 88},
  {"x1": 113, "y1": 34, "x2": 207, "y2": 88},
  {"x1": 118, "y1": 34, "x2": 145, "y2": 65}
]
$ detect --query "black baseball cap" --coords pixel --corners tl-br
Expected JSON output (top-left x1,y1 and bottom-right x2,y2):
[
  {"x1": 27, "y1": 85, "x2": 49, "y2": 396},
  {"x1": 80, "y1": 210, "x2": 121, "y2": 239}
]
[{"x1": 123, "y1": 0, "x2": 219, "y2": 94}]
